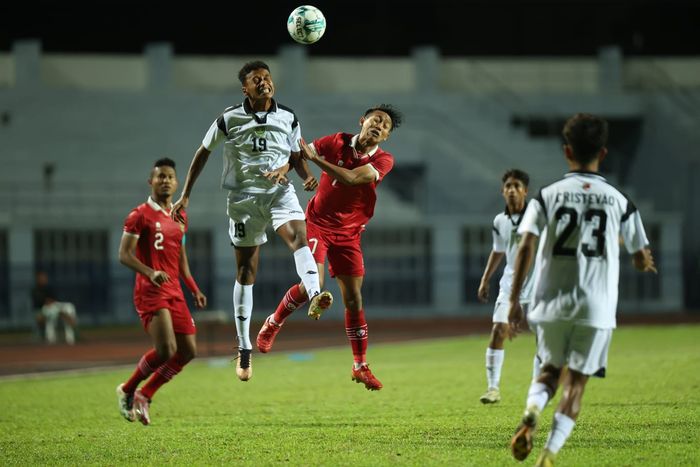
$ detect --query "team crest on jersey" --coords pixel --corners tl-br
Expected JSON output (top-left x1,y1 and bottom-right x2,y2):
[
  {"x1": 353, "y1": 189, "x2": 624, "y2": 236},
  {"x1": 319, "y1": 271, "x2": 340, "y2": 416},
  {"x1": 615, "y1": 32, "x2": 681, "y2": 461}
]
[
  {"x1": 337, "y1": 160, "x2": 344, "y2": 167},
  {"x1": 254, "y1": 128, "x2": 266, "y2": 137},
  {"x1": 582, "y1": 182, "x2": 591, "y2": 190},
  {"x1": 155, "y1": 222, "x2": 162, "y2": 231}
]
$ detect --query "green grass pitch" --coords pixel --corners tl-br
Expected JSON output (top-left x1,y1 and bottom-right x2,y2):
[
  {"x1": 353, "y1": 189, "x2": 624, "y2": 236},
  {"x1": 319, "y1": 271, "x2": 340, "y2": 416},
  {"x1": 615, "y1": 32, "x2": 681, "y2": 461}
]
[{"x1": 1, "y1": 325, "x2": 698, "y2": 465}]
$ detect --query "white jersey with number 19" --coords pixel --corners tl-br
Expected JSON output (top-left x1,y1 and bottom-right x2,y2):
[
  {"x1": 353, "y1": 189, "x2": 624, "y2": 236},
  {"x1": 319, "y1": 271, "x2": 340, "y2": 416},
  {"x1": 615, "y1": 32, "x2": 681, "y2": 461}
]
[
  {"x1": 518, "y1": 171, "x2": 649, "y2": 329},
  {"x1": 202, "y1": 99, "x2": 301, "y2": 195}
]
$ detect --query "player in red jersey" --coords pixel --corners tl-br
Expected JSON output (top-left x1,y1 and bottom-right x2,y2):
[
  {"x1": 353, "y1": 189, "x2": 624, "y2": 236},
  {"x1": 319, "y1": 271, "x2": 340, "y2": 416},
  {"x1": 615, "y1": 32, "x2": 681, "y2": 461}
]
[
  {"x1": 257, "y1": 104, "x2": 403, "y2": 390},
  {"x1": 115, "y1": 158, "x2": 207, "y2": 425}
]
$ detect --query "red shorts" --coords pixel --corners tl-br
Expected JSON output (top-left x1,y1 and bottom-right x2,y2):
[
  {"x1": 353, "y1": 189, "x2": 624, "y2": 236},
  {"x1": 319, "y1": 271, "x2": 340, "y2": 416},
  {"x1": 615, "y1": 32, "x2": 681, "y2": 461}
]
[
  {"x1": 134, "y1": 295, "x2": 196, "y2": 335},
  {"x1": 306, "y1": 222, "x2": 364, "y2": 277}
]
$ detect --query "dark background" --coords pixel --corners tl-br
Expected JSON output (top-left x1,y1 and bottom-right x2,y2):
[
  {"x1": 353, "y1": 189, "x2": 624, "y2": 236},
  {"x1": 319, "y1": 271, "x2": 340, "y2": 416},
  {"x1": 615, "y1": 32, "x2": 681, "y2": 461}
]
[{"x1": 1, "y1": 0, "x2": 699, "y2": 56}]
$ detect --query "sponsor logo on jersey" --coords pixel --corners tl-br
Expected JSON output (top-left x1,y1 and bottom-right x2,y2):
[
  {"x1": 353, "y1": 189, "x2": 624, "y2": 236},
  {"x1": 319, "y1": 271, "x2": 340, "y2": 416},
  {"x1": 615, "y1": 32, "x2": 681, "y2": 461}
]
[{"x1": 155, "y1": 222, "x2": 162, "y2": 231}]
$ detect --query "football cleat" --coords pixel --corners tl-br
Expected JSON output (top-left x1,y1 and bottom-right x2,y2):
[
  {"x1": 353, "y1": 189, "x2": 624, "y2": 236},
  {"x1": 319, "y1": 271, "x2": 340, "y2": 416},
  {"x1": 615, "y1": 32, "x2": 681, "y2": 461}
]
[
  {"x1": 116, "y1": 384, "x2": 135, "y2": 422},
  {"x1": 479, "y1": 387, "x2": 501, "y2": 404},
  {"x1": 534, "y1": 449, "x2": 556, "y2": 467},
  {"x1": 256, "y1": 315, "x2": 282, "y2": 353},
  {"x1": 351, "y1": 364, "x2": 383, "y2": 391},
  {"x1": 307, "y1": 291, "x2": 333, "y2": 320},
  {"x1": 511, "y1": 404, "x2": 541, "y2": 461},
  {"x1": 133, "y1": 389, "x2": 151, "y2": 426},
  {"x1": 235, "y1": 348, "x2": 253, "y2": 381}
]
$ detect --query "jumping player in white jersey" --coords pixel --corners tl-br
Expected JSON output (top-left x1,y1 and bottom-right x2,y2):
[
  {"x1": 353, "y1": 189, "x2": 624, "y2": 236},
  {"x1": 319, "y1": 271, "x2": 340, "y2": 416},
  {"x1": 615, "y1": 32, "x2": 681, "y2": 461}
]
[
  {"x1": 172, "y1": 61, "x2": 332, "y2": 382},
  {"x1": 477, "y1": 169, "x2": 540, "y2": 404},
  {"x1": 507, "y1": 113, "x2": 657, "y2": 466}
]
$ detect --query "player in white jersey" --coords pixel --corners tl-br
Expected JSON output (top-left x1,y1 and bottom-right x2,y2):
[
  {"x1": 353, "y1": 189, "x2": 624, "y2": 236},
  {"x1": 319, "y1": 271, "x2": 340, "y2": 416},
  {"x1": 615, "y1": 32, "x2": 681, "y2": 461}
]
[
  {"x1": 172, "y1": 61, "x2": 332, "y2": 382},
  {"x1": 507, "y1": 114, "x2": 656, "y2": 466},
  {"x1": 477, "y1": 169, "x2": 540, "y2": 404}
]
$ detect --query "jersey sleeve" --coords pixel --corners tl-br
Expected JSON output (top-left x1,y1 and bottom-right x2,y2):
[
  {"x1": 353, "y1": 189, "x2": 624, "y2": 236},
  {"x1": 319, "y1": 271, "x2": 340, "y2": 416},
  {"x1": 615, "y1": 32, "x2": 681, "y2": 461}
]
[
  {"x1": 312, "y1": 134, "x2": 336, "y2": 161},
  {"x1": 620, "y1": 199, "x2": 649, "y2": 253},
  {"x1": 288, "y1": 119, "x2": 301, "y2": 152},
  {"x1": 518, "y1": 193, "x2": 546, "y2": 237},
  {"x1": 123, "y1": 208, "x2": 144, "y2": 237},
  {"x1": 492, "y1": 216, "x2": 507, "y2": 252},
  {"x1": 368, "y1": 153, "x2": 394, "y2": 182},
  {"x1": 202, "y1": 116, "x2": 227, "y2": 151}
]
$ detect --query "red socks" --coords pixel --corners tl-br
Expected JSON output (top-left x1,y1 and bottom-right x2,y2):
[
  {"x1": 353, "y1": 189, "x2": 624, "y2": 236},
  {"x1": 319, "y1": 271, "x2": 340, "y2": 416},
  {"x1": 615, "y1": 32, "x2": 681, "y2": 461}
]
[
  {"x1": 122, "y1": 349, "x2": 163, "y2": 394},
  {"x1": 345, "y1": 309, "x2": 368, "y2": 364},
  {"x1": 140, "y1": 352, "x2": 190, "y2": 400},
  {"x1": 273, "y1": 284, "x2": 309, "y2": 323}
]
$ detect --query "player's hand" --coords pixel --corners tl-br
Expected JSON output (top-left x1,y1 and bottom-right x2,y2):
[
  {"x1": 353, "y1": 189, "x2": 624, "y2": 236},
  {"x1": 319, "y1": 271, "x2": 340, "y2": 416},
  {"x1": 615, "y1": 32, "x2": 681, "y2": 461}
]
[
  {"x1": 263, "y1": 168, "x2": 289, "y2": 185},
  {"x1": 172, "y1": 196, "x2": 189, "y2": 224},
  {"x1": 149, "y1": 270, "x2": 170, "y2": 287},
  {"x1": 477, "y1": 280, "x2": 489, "y2": 303},
  {"x1": 193, "y1": 290, "x2": 207, "y2": 309},
  {"x1": 299, "y1": 138, "x2": 321, "y2": 162},
  {"x1": 633, "y1": 248, "x2": 657, "y2": 273},
  {"x1": 302, "y1": 175, "x2": 318, "y2": 191},
  {"x1": 507, "y1": 301, "x2": 524, "y2": 340}
]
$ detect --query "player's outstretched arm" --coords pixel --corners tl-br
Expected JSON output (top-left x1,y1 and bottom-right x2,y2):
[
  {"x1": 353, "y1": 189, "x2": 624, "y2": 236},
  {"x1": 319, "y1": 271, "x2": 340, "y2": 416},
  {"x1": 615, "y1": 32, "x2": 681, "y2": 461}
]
[
  {"x1": 633, "y1": 248, "x2": 657, "y2": 273},
  {"x1": 478, "y1": 251, "x2": 505, "y2": 302},
  {"x1": 173, "y1": 145, "x2": 211, "y2": 222},
  {"x1": 118, "y1": 233, "x2": 169, "y2": 287},
  {"x1": 179, "y1": 244, "x2": 207, "y2": 309},
  {"x1": 508, "y1": 233, "x2": 537, "y2": 338},
  {"x1": 299, "y1": 138, "x2": 375, "y2": 186}
]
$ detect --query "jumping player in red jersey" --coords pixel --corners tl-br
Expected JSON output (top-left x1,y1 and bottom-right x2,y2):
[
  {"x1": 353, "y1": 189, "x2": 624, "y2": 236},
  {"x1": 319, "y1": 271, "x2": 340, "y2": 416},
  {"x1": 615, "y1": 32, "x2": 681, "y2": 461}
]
[
  {"x1": 257, "y1": 104, "x2": 403, "y2": 390},
  {"x1": 115, "y1": 158, "x2": 207, "y2": 425}
]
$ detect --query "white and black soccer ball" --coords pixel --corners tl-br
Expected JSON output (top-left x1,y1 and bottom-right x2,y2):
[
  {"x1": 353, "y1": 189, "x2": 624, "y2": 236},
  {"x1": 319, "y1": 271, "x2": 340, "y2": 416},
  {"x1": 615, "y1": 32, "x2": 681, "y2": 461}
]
[{"x1": 287, "y1": 5, "x2": 326, "y2": 45}]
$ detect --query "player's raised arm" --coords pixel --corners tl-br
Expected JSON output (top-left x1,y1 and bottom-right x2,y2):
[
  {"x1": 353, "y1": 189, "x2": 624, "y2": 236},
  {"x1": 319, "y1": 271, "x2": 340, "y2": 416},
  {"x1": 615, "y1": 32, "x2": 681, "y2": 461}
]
[
  {"x1": 173, "y1": 145, "x2": 211, "y2": 222},
  {"x1": 300, "y1": 138, "x2": 376, "y2": 186},
  {"x1": 118, "y1": 232, "x2": 169, "y2": 287}
]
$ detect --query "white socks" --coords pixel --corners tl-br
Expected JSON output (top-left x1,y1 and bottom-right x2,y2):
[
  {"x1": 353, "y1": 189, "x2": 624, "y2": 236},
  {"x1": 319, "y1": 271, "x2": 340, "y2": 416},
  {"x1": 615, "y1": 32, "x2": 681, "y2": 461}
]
[
  {"x1": 485, "y1": 348, "x2": 505, "y2": 389},
  {"x1": 293, "y1": 246, "x2": 320, "y2": 298},
  {"x1": 526, "y1": 381, "x2": 551, "y2": 413},
  {"x1": 233, "y1": 281, "x2": 253, "y2": 350},
  {"x1": 544, "y1": 412, "x2": 576, "y2": 454}
]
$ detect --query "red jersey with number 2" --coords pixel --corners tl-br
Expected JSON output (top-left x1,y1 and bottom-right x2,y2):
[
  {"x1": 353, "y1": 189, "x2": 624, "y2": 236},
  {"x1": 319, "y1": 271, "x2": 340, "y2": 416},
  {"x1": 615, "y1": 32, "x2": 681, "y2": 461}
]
[
  {"x1": 123, "y1": 198, "x2": 187, "y2": 304},
  {"x1": 306, "y1": 133, "x2": 394, "y2": 234}
]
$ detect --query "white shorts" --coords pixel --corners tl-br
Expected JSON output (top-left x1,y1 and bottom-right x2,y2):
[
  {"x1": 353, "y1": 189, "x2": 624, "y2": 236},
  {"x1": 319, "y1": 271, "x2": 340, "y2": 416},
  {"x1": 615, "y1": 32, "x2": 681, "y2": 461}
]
[
  {"x1": 493, "y1": 301, "x2": 530, "y2": 324},
  {"x1": 41, "y1": 302, "x2": 76, "y2": 320},
  {"x1": 535, "y1": 321, "x2": 612, "y2": 377},
  {"x1": 227, "y1": 186, "x2": 305, "y2": 247}
]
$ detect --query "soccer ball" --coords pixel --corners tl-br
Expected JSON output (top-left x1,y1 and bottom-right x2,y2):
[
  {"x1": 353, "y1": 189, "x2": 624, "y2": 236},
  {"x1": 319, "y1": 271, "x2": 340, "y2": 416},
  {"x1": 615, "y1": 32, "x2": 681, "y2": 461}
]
[{"x1": 287, "y1": 5, "x2": 326, "y2": 44}]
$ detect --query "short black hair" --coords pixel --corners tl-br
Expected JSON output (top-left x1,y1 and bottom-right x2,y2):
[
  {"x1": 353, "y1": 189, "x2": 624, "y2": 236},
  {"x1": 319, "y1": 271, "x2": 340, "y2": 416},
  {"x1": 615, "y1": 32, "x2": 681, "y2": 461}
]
[
  {"x1": 562, "y1": 113, "x2": 609, "y2": 165},
  {"x1": 502, "y1": 169, "x2": 529, "y2": 187},
  {"x1": 364, "y1": 104, "x2": 403, "y2": 131},
  {"x1": 238, "y1": 60, "x2": 271, "y2": 85},
  {"x1": 154, "y1": 157, "x2": 176, "y2": 170}
]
